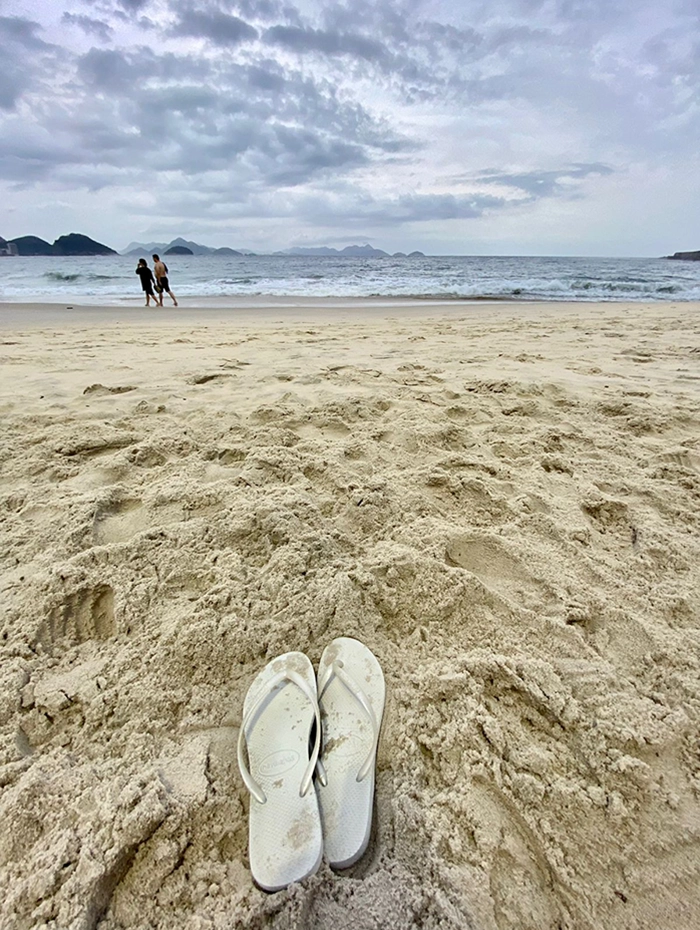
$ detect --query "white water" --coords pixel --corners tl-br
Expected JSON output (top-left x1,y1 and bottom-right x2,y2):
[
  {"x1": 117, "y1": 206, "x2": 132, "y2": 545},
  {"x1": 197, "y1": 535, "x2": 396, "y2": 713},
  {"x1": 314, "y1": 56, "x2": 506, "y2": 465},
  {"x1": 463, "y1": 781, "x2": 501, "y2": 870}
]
[{"x1": 1, "y1": 253, "x2": 699, "y2": 303}]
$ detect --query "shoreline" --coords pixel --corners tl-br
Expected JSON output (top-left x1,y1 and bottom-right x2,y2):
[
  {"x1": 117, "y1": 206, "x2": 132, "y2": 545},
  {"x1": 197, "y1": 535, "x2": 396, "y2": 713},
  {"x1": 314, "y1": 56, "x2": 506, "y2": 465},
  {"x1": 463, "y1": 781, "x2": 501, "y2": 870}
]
[{"x1": 2, "y1": 296, "x2": 699, "y2": 329}]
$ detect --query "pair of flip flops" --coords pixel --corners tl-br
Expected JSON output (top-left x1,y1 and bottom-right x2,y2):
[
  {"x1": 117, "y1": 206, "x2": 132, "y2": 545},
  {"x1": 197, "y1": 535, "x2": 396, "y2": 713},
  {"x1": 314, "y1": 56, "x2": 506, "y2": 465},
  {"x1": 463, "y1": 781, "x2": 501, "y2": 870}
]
[{"x1": 237, "y1": 637, "x2": 385, "y2": 892}]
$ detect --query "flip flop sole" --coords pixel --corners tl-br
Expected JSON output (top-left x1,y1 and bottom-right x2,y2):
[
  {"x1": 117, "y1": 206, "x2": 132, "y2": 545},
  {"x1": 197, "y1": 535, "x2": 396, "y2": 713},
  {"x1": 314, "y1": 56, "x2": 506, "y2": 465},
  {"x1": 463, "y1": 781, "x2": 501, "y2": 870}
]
[
  {"x1": 241, "y1": 651, "x2": 323, "y2": 891},
  {"x1": 316, "y1": 637, "x2": 385, "y2": 869}
]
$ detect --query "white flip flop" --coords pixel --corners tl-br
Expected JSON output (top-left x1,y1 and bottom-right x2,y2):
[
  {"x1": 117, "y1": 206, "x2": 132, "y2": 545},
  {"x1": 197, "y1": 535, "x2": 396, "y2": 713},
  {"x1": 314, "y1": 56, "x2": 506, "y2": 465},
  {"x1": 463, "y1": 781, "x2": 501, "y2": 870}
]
[
  {"x1": 237, "y1": 651, "x2": 323, "y2": 891},
  {"x1": 315, "y1": 637, "x2": 385, "y2": 869}
]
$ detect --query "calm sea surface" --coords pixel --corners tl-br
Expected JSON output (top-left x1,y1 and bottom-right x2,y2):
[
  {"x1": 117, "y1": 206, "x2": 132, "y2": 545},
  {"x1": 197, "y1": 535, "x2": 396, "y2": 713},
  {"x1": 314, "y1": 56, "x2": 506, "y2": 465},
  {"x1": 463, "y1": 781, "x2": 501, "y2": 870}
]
[{"x1": 1, "y1": 254, "x2": 699, "y2": 303}]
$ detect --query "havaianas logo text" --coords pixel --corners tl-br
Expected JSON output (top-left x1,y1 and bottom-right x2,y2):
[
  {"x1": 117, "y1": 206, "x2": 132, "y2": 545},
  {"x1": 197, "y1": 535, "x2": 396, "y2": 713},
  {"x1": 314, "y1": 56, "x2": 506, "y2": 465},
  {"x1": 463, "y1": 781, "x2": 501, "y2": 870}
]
[{"x1": 258, "y1": 749, "x2": 300, "y2": 777}]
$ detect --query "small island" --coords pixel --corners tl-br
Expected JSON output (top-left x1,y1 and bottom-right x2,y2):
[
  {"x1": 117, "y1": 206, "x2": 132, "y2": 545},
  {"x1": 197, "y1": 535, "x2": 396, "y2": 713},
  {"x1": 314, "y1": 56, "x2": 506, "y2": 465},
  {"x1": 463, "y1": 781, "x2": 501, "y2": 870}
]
[{"x1": 165, "y1": 246, "x2": 194, "y2": 255}]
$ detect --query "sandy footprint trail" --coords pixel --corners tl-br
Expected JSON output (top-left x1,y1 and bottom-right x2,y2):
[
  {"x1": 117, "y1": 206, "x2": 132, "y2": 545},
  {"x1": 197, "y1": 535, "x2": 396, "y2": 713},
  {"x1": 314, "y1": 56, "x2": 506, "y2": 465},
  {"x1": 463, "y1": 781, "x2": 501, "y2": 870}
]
[{"x1": 0, "y1": 302, "x2": 699, "y2": 930}]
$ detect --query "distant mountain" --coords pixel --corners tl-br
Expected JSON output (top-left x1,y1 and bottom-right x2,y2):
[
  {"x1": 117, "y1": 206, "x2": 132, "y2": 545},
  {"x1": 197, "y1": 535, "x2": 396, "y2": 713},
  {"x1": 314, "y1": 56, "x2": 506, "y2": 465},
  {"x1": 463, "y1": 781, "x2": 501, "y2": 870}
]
[
  {"x1": 341, "y1": 245, "x2": 388, "y2": 257},
  {"x1": 122, "y1": 240, "x2": 167, "y2": 256},
  {"x1": 165, "y1": 237, "x2": 213, "y2": 256},
  {"x1": 122, "y1": 237, "x2": 245, "y2": 256},
  {"x1": 278, "y1": 244, "x2": 390, "y2": 257},
  {"x1": 10, "y1": 236, "x2": 54, "y2": 255},
  {"x1": 10, "y1": 233, "x2": 116, "y2": 256},
  {"x1": 276, "y1": 246, "x2": 338, "y2": 256},
  {"x1": 276, "y1": 244, "x2": 426, "y2": 258},
  {"x1": 120, "y1": 239, "x2": 426, "y2": 258},
  {"x1": 5, "y1": 233, "x2": 424, "y2": 259},
  {"x1": 52, "y1": 233, "x2": 116, "y2": 256}
]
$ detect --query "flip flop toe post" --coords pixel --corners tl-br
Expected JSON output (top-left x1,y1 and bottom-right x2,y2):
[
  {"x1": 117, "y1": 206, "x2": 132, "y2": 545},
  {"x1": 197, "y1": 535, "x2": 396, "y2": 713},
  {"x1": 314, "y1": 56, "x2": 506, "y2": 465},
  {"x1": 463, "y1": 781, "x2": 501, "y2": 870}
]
[
  {"x1": 238, "y1": 651, "x2": 323, "y2": 891},
  {"x1": 316, "y1": 637, "x2": 386, "y2": 869}
]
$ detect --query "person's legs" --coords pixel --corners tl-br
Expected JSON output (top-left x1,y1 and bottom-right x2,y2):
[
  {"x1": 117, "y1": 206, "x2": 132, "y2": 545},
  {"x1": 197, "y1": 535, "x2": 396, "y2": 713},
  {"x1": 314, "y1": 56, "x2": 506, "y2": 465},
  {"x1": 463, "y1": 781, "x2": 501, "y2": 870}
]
[{"x1": 167, "y1": 288, "x2": 178, "y2": 306}]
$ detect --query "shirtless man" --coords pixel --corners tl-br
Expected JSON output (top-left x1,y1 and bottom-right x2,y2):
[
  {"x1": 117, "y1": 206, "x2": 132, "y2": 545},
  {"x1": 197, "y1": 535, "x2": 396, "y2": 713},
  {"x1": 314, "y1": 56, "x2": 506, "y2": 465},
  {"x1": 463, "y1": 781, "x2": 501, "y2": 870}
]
[{"x1": 152, "y1": 254, "x2": 178, "y2": 306}]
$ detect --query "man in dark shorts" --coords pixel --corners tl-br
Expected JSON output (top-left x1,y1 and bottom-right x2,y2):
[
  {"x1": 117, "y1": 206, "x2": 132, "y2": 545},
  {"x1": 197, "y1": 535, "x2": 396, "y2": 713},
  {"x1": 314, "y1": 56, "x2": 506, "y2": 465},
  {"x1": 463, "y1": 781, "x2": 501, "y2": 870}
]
[
  {"x1": 152, "y1": 254, "x2": 178, "y2": 306},
  {"x1": 135, "y1": 258, "x2": 159, "y2": 306}
]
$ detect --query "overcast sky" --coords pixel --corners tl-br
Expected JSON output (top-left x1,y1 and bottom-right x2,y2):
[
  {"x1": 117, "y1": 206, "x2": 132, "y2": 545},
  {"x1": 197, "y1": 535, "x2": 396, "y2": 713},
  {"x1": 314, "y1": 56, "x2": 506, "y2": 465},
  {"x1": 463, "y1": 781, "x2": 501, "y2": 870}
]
[{"x1": 1, "y1": 0, "x2": 698, "y2": 255}]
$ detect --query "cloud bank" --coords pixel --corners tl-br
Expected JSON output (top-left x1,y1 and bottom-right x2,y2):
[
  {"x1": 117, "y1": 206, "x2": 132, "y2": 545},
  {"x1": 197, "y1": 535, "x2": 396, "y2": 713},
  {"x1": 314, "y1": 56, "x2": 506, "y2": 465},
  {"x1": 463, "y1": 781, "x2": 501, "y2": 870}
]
[{"x1": 0, "y1": 0, "x2": 698, "y2": 253}]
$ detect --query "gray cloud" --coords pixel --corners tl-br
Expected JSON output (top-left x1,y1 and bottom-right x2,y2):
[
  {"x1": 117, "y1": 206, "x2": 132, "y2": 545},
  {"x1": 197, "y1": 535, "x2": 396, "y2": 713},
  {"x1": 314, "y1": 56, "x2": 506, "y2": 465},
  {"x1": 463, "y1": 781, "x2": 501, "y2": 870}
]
[
  {"x1": 0, "y1": 62, "x2": 23, "y2": 109},
  {"x1": 174, "y1": 0, "x2": 292, "y2": 23},
  {"x1": 473, "y1": 164, "x2": 616, "y2": 199},
  {"x1": 262, "y1": 24, "x2": 390, "y2": 64},
  {"x1": 259, "y1": 17, "x2": 458, "y2": 100},
  {"x1": 234, "y1": 0, "x2": 299, "y2": 22},
  {"x1": 230, "y1": 187, "x2": 515, "y2": 233},
  {"x1": 266, "y1": 126, "x2": 369, "y2": 185},
  {"x1": 0, "y1": 32, "x2": 409, "y2": 193},
  {"x1": 0, "y1": 123, "x2": 91, "y2": 182},
  {"x1": 352, "y1": 192, "x2": 509, "y2": 224},
  {"x1": 113, "y1": 178, "x2": 511, "y2": 228},
  {"x1": 76, "y1": 46, "x2": 211, "y2": 92},
  {"x1": 0, "y1": 14, "x2": 50, "y2": 48},
  {"x1": 62, "y1": 12, "x2": 114, "y2": 42},
  {"x1": 170, "y1": 9, "x2": 258, "y2": 45},
  {"x1": 78, "y1": 47, "x2": 141, "y2": 90},
  {"x1": 116, "y1": 0, "x2": 150, "y2": 10},
  {"x1": 0, "y1": 15, "x2": 56, "y2": 110}
]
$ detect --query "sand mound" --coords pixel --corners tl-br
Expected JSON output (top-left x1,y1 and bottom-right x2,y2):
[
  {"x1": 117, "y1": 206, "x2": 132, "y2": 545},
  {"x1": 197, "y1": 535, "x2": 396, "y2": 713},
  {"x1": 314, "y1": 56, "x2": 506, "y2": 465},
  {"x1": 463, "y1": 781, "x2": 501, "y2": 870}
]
[{"x1": 1, "y1": 302, "x2": 699, "y2": 929}]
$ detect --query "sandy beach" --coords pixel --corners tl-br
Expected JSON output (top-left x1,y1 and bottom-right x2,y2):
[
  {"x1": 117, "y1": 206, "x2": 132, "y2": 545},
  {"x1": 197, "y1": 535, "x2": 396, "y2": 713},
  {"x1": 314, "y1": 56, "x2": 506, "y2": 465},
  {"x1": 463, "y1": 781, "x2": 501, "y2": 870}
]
[{"x1": 1, "y1": 298, "x2": 699, "y2": 930}]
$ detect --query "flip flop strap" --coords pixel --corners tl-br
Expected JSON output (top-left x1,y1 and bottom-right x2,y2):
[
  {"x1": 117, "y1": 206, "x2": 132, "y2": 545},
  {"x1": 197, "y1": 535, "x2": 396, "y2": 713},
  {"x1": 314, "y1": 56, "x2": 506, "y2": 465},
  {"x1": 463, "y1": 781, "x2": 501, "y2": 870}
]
[
  {"x1": 237, "y1": 668, "x2": 321, "y2": 805},
  {"x1": 317, "y1": 659, "x2": 380, "y2": 784}
]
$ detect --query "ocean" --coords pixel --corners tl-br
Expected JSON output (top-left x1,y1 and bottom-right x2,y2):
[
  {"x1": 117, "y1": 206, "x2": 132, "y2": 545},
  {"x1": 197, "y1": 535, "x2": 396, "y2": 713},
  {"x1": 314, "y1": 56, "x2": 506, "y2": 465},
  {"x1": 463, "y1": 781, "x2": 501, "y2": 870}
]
[{"x1": 1, "y1": 253, "x2": 699, "y2": 303}]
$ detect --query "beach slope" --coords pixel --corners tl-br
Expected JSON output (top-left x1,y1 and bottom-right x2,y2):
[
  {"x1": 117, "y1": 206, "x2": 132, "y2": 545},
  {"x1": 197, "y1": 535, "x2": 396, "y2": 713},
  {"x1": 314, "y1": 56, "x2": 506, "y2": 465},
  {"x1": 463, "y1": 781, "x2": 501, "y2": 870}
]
[{"x1": 1, "y1": 300, "x2": 699, "y2": 930}]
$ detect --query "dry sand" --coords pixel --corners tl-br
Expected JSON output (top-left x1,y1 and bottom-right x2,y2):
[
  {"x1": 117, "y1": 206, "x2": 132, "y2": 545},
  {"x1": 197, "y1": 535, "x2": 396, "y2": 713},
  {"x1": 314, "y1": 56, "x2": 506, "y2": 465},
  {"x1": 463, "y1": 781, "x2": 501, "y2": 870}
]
[{"x1": 1, "y1": 299, "x2": 699, "y2": 930}]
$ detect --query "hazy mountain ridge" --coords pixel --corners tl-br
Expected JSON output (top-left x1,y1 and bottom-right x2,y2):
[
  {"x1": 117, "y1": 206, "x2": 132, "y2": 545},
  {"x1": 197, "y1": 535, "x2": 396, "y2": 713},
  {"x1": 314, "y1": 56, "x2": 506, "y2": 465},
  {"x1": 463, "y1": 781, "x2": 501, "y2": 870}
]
[
  {"x1": 3, "y1": 232, "x2": 427, "y2": 258},
  {"x1": 124, "y1": 240, "x2": 425, "y2": 258},
  {"x1": 276, "y1": 245, "x2": 426, "y2": 258},
  {"x1": 122, "y1": 237, "x2": 249, "y2": 257}
]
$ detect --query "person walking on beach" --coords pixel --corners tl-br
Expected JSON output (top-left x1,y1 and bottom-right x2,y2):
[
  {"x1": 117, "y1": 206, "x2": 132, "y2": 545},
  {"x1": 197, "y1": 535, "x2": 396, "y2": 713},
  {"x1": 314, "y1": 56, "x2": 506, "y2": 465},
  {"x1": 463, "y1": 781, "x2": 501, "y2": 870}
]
[
  {"x1": 152, "y1": 254, "x2": 178, "y2": 306},
  {"x1": 135, "y1": 258, "x2": 159, "y2": 306}
]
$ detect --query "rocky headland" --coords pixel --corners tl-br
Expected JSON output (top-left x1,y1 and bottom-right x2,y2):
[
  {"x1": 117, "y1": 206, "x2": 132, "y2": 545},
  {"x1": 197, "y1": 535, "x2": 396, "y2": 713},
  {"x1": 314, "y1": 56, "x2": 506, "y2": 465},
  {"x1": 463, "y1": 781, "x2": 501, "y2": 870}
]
[
  {"x1": 667, "y1": 250, "x2": 700, "y2": 260},
  {"x1": 6, "y1": 234, "x2": 116, "y2": 256}
]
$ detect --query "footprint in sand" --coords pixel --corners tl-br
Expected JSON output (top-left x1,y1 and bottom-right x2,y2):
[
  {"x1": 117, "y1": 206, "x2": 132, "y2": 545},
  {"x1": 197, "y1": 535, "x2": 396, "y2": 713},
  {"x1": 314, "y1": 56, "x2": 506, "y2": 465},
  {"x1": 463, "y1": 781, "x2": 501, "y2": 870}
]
[
  {"x1": 92, "y1": 498, "x2": 146, "y2": 545},
  {"x1": 38, "y1": 584, "x2": 116, "y2": 653},
  {"x1": 92, "y1": 497, "x2": 185, "y2": 545},
  {"x1": 466, "y1": 779, "x2": 563, "y2": 930},
  {"x1": 297, "y1": 416, "x2": 352, "y2": 439},
  {"x1": 445, "y1": 534, "x2": 552, "y2": 607}
]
